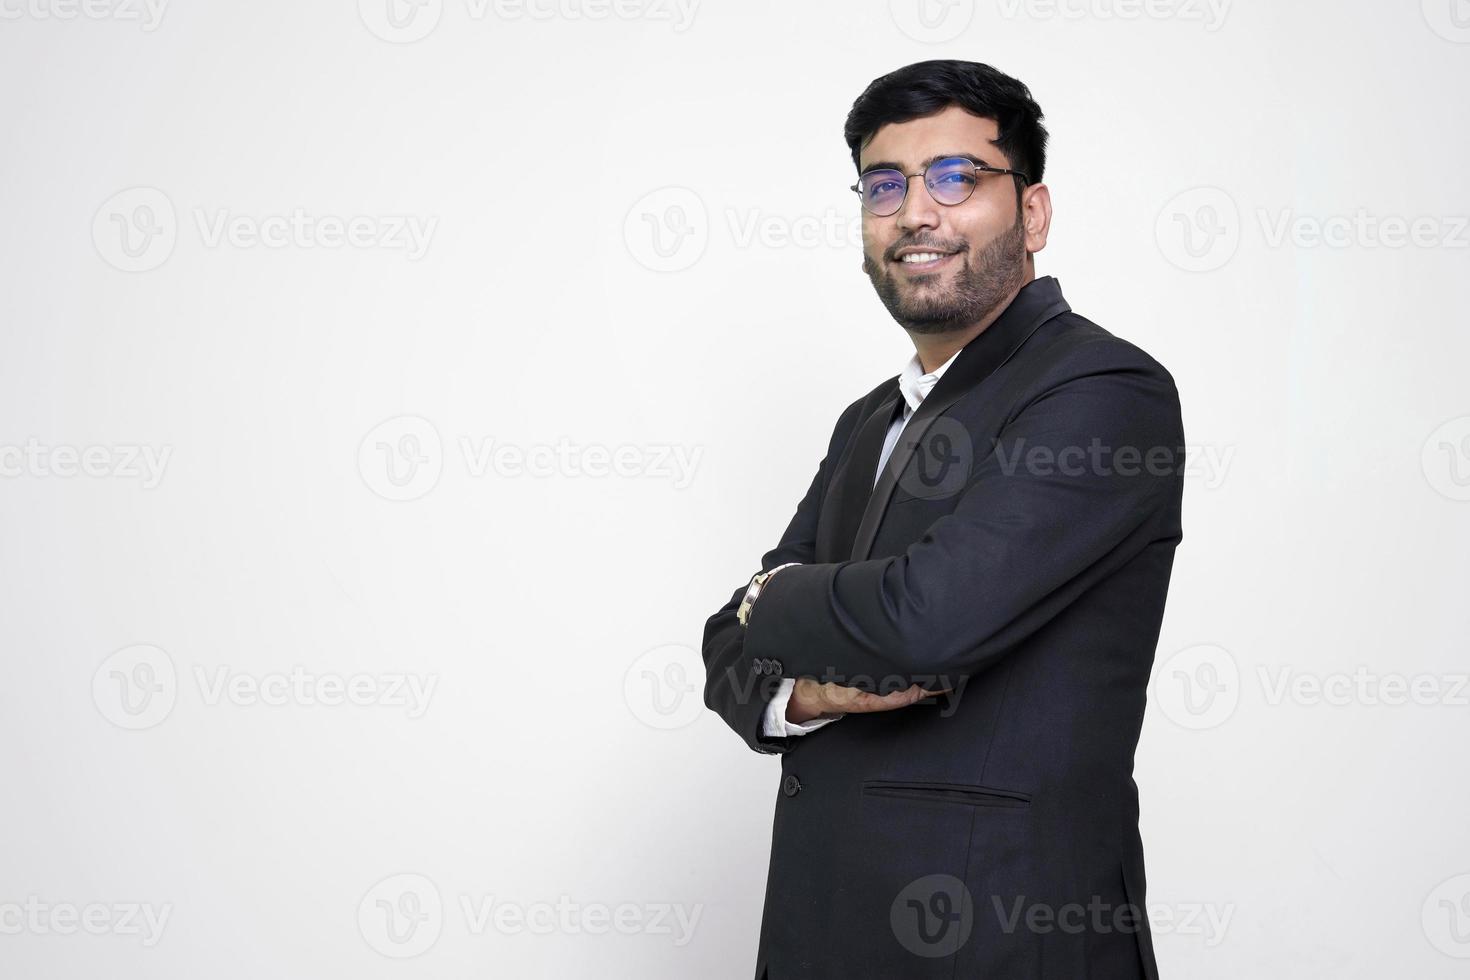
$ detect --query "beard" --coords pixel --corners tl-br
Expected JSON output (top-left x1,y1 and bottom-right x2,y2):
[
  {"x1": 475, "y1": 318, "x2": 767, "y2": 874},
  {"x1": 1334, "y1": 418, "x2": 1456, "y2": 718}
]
[{"x1": 862, "y1": 212, "x2": 1027, "y2": 336}]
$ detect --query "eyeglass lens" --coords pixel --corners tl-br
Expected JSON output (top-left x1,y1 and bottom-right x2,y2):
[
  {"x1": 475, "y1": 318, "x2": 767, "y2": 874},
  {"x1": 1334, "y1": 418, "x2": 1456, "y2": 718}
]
[{"x1": 858, "y1": 157, "x2": 980, "y2": 216}]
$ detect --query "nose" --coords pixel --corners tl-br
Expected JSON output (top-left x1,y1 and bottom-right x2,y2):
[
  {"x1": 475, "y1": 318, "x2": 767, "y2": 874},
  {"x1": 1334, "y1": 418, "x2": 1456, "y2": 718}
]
[{"x1": 893, "y1": 174, "x2": 941, "y2": 239}]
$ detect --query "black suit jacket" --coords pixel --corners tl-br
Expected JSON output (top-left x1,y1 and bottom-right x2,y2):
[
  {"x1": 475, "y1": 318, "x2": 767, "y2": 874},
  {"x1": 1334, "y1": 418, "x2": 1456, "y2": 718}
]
[{"x1": 702, "y1": 276, "x2": 1184, "y2": 979}]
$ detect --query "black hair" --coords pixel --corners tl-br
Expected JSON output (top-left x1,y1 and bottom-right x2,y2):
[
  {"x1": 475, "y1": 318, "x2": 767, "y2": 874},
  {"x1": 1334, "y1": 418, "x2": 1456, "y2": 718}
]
[{"x1": 844, "y1": 60, "x2": 1049, "y2": 186}]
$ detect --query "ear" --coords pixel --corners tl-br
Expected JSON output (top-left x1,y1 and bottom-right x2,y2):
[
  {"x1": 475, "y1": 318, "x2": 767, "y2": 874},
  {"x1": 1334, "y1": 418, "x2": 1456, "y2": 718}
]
[{"x1": 1021, "y1": 182, "x2": 1052, "y2": 254}]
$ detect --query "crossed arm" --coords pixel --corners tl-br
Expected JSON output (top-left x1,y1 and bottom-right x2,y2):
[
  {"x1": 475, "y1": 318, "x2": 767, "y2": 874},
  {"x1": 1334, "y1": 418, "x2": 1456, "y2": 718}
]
[{"x1": 702, "y1": 340, "x2": 1183, "y2": 754}]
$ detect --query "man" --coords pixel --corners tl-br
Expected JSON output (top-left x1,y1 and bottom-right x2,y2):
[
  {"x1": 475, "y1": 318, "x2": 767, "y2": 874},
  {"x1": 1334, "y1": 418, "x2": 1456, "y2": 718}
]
[{"x1": 701, "y1": 60, "x2": 1184, "y2": 979}]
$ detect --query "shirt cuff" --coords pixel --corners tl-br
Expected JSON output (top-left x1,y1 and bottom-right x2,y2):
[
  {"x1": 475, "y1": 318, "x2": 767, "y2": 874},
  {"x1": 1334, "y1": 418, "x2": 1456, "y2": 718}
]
[{"x1": 761, "y1": 677, "x2": 842, "y2": 738}]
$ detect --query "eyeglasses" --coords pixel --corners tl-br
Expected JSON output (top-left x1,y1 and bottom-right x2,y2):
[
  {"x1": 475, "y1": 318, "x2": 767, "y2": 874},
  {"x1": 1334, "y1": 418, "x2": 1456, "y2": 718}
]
[{"x1": 850, "y1": 156, "x2": 1030, "y2": 217}]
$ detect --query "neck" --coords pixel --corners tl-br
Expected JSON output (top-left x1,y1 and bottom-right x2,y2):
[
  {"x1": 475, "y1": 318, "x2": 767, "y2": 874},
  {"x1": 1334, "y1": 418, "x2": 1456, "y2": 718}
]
[{"x1": 908, "y1": 271, "x2": 1035, "y2": 373}]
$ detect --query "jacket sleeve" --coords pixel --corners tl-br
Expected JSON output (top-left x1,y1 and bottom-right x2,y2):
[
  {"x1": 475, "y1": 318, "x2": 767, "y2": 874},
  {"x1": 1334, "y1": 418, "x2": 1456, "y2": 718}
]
[
  {"x1": 700, "y1": 398, "x2": 865, "y2": 754},
  {"x1": 742, "y1": 339, "x2": 1185, "y2": 693}
]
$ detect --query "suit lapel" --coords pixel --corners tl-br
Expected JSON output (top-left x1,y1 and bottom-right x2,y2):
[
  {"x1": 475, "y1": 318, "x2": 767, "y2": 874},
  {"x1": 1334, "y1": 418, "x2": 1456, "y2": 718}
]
[
  {"x1": 819, "y1": 387, "x2": 901, "y2": 563},
  {"x1": 847, "y1": 276, "x2": 1073, "y2": 561}
]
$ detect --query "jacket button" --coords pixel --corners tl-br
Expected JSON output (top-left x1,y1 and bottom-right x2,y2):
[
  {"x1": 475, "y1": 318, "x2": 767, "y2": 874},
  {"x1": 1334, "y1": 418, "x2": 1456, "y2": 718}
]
[{"x1": 783, "y1": 774, "x2": 801, "y2": 797}]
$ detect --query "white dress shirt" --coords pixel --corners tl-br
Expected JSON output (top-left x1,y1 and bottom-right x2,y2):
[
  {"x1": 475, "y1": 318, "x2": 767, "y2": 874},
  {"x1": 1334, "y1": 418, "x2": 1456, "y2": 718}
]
[{"x1": 760, "y1": 345, "x2": 964, "y2": 738}]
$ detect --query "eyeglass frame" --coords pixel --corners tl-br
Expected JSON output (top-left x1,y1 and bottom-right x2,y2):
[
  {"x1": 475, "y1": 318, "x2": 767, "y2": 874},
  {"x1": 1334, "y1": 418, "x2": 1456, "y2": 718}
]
[{"x1": 849, "y1": 155, "x2": 1032, "y2": 216}]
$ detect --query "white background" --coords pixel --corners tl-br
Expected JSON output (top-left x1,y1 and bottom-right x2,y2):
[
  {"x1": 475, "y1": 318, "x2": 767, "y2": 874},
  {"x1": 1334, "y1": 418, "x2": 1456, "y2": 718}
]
[{"x1": 1, "y1": 0, "x2": 1467, "y2": 977}]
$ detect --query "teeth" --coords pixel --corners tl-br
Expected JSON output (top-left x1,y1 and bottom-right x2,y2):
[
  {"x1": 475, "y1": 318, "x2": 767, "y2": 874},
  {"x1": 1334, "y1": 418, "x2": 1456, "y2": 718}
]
[{"x1": 900, "y1": 252, "x2": 948, "y2": 263}]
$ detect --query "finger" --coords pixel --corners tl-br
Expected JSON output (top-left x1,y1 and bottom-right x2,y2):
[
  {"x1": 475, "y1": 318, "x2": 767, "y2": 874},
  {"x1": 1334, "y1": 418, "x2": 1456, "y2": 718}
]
[{"x1": 846, "y1": 685, "x2": 924, "y2": 713}]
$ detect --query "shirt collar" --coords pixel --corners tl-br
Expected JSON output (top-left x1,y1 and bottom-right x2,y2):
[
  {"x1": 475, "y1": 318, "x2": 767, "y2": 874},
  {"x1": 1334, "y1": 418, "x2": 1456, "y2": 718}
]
[{"x1": 897, "y1": 346, "x2": 963, "y2": 416}]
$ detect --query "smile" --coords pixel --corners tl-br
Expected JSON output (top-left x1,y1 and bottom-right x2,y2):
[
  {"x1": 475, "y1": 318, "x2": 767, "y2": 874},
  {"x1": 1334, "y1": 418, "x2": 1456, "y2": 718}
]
[{"x1": 895, "y1": 251, "x2": 956, "y2": 271}]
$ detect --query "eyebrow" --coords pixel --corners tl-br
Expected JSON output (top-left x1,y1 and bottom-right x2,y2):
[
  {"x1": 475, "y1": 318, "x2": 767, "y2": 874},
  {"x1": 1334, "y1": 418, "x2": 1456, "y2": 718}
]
[{"x1": 858, "y1": 151, "x2": 995, "y2": 175}]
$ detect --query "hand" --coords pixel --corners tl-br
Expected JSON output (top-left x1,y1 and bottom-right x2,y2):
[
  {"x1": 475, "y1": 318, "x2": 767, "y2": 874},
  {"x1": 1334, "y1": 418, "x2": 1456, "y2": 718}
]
[{"x1": 786, "y1": 677, "x2": 952, "y2": 725}]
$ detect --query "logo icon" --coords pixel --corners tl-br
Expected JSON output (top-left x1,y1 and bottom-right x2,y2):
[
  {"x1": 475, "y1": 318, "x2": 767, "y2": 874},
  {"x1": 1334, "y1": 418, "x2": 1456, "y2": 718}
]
[
  {"x1": 889, "y1": 0, "x2": 975, "y2": 43},
  {"x1": 623, "y1": 187, "x2": 708, "y2": 272},
  {"x1": 93, "y1": 187, "x2": 177, "y2": 272},
  {"x1": 895, "y1": 415, "x2": 973, "y2": 501},
  {"x1": 1153, "y1": 643, "x2": 1239, "y2": 730},
  {"x1": 358, "y1": 873, "x2": 443, "y2": 958},
  {"x1": 891, "y1": 873, "x2": 974, "y2": 957},
  {"x1": 1423, "y1": 0, "x2": 1470, "y2": 42},
  {"x1": 1423, "y1": 873, "x2": 1470, "y2": 958},
  {"x1": 358, "y1": 0, "x2": 443, "y2": 42},
  {"x1": 1422, "y1": 415, "x2": 1470, "y2": 501},
  {"x1": 1155, "y1": 186, "x2": 1240, "y2": 272},
  {"x1": 623, "y1": 644, "x2": 704, "y2": 730},
  {"x1": 93, "y1": 644, "x2": 178, "y2": 730},
  {"x1": 358, "y1": 415, "x2": 444, "y2": 502}
]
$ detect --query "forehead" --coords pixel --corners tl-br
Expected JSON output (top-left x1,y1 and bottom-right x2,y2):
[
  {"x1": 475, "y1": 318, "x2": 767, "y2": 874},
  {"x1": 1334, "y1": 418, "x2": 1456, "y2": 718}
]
[{"x1": 858, "y1": 106, "x2": 1004, "y2": 171}]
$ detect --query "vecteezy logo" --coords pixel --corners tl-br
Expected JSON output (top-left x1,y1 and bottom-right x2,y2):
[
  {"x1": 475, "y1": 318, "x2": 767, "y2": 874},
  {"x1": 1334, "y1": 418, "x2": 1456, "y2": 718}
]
[
  {"x1": 1423, "y1": 873, "x2": 1470, "y2": 958},
  {"x1": 623, "y1": 187, "x2": 708, "y2": 272},
  {"x1": 889, "y1": 0, "x2": 975, "y2": 43},
  {"x1": 92, "y1": 644, "x2": 178, "y2": 730},
  {"x1": 1155, "y1": 186, "x2": 1240, "y2": 273},
  {"x1": 358, "y1": 873, "x2": 443, "y2": 958},
  {"x1": 1422, "y1": 415, "x2": 1470, "y2": 502},
  {"x1": 895, "y1": 416, "x2": 973, "y2": 501},
  {"x1": 623, "y1": 644, "x2": 703, "y2": 730},
  {"x1": 358, "y1": 0, "x2": 443, "y2": 42},
  {"x1": 1422, "y1": 0, "x2": 1470, "y2": 42},
  {"x1": 891, "y1": 873, "x2": 974, "y2": 957},
  {"x1": 1153, "y1": 643, "x2": 1239, "y2": 730},
  {"x1": 358, "y1": 415, "x2": 444, "y2": 501},
  {"x1": 92, "y1": 187, "x2": 177, "y2": 272}
]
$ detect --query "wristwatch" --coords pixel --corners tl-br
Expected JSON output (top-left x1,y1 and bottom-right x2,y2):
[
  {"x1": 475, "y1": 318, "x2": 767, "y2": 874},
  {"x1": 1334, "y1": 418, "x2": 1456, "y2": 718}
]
[{"x1": 737, "y1": 562, "x2": 800, "y2": 628}]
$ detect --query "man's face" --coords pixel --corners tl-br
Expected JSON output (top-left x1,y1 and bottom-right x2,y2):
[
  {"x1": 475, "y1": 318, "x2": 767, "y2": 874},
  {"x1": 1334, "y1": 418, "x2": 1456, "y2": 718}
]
[{"x1": 858, "y1": 105, "x2": 1036, "y2": 336}]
